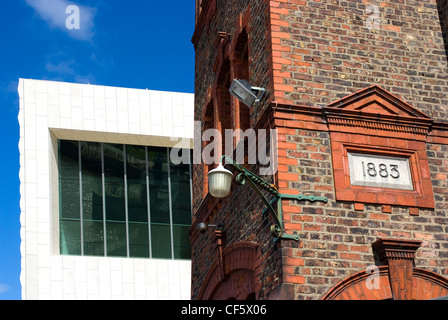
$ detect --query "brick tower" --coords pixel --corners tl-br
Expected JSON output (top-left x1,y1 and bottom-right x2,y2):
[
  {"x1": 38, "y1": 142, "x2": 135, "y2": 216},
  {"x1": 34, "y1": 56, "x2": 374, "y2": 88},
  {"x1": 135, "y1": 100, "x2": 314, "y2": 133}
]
[{"x1": 190, "y1": 0, "x2": 448, "y2": 300}]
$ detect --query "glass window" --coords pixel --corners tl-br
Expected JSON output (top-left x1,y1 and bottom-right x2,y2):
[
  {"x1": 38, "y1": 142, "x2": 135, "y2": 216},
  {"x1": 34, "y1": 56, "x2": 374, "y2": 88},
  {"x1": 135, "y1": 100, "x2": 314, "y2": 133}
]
[
  {"x1": 126, "y1": 145, "x2": 150, "y2": 258},
  {"x1": 103, "y1": 143, "x2": 127, "y2": 257},
  {"x1": 148, "y1": 147, "x2": 171, "y2": 259},
  {"x1": 60, "y1": 220, "x2": 81, "y2": 256},
  {"x1": 169, "y1": 155, "x2": 192, "y2": 259},
  {"x1": 81, "y1": 141, "x2": 104, "y2": 256},
  {"x1": 58, "y1": 140, "x2": 192, "y2": 260},
  {"x1": 59, "y1": 140, "x2": 81, "y2": 255}
]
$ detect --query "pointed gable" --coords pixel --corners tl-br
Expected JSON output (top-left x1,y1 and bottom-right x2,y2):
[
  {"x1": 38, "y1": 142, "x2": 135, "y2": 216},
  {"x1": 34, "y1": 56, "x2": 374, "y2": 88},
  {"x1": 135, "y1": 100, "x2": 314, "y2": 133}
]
[
  {"x1": 327, "y1": 85, "x2": 430, "y2": 118},
  {"x1": 323, "y1": 85, "x2": 432, "y2": 140}
]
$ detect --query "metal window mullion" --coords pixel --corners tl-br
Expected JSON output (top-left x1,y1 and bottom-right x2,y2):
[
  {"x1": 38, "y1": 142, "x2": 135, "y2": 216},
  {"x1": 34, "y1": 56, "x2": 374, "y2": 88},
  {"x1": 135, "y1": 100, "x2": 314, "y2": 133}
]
[
  {"x1": 167, "y1": 148, "x2": 174, "y2": 260},
  {"x1": 146, "y1": 146, "x2": 152, "y2": 259},
  {"x1": 101, "y1": 143, "x2": 107, "y2": 257},
  {"x1": 124, "y1": 145, "x2": 130, "y2": 258},
  {"x1": 78, "y1": 141, "x2": 84, "y2": 256}
]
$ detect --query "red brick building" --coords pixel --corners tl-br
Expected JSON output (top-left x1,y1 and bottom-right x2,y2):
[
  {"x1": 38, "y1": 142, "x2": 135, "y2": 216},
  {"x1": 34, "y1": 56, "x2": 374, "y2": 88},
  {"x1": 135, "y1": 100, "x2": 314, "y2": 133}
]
[{"x1": 190, "y1": 0, "x2": 448, "y2": 300}]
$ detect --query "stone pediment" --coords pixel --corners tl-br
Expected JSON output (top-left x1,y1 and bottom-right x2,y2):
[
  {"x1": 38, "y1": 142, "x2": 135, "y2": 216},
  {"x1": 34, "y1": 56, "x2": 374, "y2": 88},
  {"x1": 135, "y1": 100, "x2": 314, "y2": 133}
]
[
  {"x1": 323, "y1": 85, "x2": 432, "y2": 138},
  {"x1": 326, "y1": 85, "x2": 435, "y2": 210}
]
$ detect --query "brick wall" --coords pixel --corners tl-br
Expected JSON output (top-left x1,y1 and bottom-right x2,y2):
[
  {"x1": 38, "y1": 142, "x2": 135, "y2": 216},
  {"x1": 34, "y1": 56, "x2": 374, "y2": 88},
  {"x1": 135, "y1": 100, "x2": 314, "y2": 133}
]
[
  {"x1": 193, "y1": 0, "x2": 448, "y2": 210},
  {"x1": 440, "y1": 0, "x2": 448, "y2": 46},
  {"x1": 271, "y1": 0, "x2": 448, "y2": 120},
  {"x1": 191, "y1": 0, "x2": 448, "y2": 300},
  {"x1": 193, "y1": 0, "x2": 246, "y2": 212},
  {"x1": 190, "y1": 166, "x2": 283, "y2": 299},
  {"x1": 426, "y1": 142, "x2": 448, "y2": 264},
  {"x1": 277, "y1": 127, "x2": 448, "y2": 299},
  {"x1": 192, "y1": 0, "x2": 276, "y2": 212}
]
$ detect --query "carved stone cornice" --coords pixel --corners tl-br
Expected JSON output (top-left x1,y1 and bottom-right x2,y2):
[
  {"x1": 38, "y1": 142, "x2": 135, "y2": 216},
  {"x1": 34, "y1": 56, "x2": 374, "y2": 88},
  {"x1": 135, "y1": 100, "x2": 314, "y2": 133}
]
[
  {"x1": 325, "y1": 113, "x2": 431, "y2": 136},
  {"x1": 372, "y1": 238, "x2": 423, "y2": 300},
  {"x1": 372, "y1": 238, "x2": 422, "y2": 264}
]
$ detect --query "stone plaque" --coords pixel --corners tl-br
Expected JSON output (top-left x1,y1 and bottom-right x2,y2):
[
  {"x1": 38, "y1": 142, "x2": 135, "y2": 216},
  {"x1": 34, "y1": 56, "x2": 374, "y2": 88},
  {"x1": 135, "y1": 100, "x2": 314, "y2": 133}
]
[{"x1": 347, "y1": 153, "x2": 413, "y2": 190}]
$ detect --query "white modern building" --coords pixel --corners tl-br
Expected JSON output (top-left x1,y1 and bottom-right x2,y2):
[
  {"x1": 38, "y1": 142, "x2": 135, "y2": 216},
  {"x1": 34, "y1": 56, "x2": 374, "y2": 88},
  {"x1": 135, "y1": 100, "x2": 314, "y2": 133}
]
[{"x1": 18, "y1": 78, "x2": 194, "y2": 299}]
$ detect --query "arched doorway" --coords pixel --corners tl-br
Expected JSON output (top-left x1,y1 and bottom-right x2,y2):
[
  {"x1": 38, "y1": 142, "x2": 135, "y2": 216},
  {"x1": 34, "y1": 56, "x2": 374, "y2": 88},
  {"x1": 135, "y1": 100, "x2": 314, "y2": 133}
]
[
  {"x1": 209, "y1": 269, "x2": 255, "y2": 300},
  {"x1": 197, "y1": 241, "x2": 258, "y2": 300}
]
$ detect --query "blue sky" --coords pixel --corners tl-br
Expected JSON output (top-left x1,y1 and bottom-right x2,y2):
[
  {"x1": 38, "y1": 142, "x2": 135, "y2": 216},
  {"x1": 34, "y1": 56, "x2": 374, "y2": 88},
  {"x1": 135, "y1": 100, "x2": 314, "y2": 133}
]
[{"x1": 0, "y1": 0, "x2": 195, "y2": 300}]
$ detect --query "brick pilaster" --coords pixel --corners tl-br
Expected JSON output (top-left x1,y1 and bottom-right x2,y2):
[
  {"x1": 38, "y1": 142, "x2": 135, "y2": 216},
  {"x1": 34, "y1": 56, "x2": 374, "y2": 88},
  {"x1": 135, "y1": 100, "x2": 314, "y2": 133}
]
[{"x1": 372, "y1": 238, "x2": 422, "y2": 300}]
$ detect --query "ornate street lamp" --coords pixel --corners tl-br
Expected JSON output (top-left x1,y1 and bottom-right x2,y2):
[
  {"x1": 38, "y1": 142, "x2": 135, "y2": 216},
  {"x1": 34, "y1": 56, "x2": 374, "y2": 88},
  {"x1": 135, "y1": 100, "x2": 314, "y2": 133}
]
[
  {"x1": 208, "y1": 155, "x2": 328, "y2": 241},
  {"x1": 207, "y1": 163, "x2": 233, "y2": 198}
]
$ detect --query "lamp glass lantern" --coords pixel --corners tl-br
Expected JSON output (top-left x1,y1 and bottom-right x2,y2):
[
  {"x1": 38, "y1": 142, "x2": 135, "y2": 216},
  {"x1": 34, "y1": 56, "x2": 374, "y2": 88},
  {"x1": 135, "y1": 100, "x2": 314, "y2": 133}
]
[{"x1": 207, "y1": 163, "x2": 233, "y2": 198}]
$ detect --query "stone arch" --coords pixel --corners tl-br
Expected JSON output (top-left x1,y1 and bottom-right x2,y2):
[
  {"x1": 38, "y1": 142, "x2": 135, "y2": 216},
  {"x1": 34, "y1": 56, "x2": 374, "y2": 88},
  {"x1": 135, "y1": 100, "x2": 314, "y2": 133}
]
[
  {"x1": 322, "y1": 266, "x2": 448, "y2": 300},
  {"x1": 323, "y1": 238, "x2": 448, "y2": 300},
  {"x1": 322, "y1": 266, "x2": 394, "y2": 300},
  {"x1": 412, "y1": 268, "x2": 448, "y2": 300},
  {"x1": 197, "y1": 241, "x2": 259, "y2": 300}
]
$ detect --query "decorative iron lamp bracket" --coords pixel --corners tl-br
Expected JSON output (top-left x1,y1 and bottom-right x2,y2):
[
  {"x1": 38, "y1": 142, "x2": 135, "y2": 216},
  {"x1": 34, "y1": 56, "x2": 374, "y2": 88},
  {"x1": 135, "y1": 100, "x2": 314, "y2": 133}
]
[{"x1": 220, "y1": 155, "x2": 328, "y2": 242}]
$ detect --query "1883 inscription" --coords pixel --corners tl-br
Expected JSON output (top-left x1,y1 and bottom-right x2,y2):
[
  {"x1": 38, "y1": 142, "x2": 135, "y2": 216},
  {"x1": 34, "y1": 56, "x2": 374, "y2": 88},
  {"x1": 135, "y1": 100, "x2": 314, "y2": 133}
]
[{"x1": 348, "y1": 153, "x2": 413, "y2": 190}]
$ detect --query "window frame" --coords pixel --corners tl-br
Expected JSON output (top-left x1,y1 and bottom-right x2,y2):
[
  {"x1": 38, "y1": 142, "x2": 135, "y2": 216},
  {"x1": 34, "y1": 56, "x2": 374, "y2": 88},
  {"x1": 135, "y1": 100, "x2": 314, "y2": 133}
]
[{"x1": 57, "y1": 139, "x2": 193, "y2": 260}]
